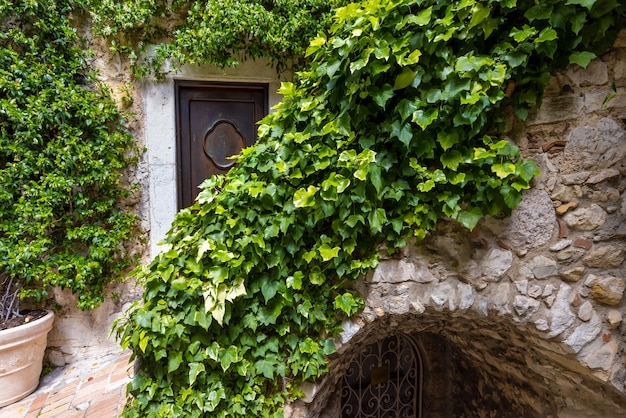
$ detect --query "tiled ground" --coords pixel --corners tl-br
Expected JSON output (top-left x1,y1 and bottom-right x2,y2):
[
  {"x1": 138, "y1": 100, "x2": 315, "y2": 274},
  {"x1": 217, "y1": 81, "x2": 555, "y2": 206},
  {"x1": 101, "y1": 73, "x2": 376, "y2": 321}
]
[{"x1": 0, "y1": 351, "x2": 133, "y2": 418}]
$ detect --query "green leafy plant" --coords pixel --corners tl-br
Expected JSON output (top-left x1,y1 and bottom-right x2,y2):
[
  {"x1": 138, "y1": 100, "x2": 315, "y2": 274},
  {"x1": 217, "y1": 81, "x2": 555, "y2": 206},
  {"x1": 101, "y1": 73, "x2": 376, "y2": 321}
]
[
  {"x1": 87, "y1": 0, "x2": 351, "y2": 78},
  {"x1": 114, "y1": 0, "x2": 626, "y2": 416},
  {"x1": 0, "y1": 0, "x2": 140, "y2": 321}
]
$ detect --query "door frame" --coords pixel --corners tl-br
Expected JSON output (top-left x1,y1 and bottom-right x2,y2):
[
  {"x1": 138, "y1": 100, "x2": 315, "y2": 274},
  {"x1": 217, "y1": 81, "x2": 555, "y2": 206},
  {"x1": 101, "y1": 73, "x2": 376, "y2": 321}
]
[
  {"x1": 174, "y1": 80, "x2": 268, "y2": 209},
  {"x1": 142, "y1": 60, "x2": 285, "y2": 258}
]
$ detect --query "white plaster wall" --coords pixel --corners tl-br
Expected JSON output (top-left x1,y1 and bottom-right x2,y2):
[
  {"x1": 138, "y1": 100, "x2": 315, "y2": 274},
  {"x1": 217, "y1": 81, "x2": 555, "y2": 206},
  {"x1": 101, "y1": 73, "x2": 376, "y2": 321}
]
[{"x1": 142, "y1": 60, "x2": 288, "y2": 257}]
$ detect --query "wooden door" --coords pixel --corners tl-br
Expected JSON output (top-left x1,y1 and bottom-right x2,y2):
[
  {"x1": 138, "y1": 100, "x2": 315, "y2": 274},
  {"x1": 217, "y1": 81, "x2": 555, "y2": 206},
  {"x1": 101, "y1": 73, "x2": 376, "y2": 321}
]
[{"x1": 176, "y1": 81, "x2": 268, "y2": 208}]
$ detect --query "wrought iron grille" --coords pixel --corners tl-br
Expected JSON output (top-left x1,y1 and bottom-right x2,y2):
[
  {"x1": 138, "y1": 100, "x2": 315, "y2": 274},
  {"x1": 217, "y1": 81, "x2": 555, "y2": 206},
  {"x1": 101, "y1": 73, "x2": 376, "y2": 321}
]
[{"x1": 341, "y1": 334, "x2": 422, "y2": 418}]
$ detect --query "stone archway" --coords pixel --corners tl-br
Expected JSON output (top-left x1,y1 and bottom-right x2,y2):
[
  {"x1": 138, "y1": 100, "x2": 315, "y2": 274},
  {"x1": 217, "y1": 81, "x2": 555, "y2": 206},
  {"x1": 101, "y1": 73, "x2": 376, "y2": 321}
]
[
  {"x1": 285, "y1": 209, "x2": 626, "y2": 418},
  {"x1": 276, "y1": 45, "x2": 626, "y2": 418},
  {"x1": 291, "y1": 310, "x2": 626, "y2": 418}
]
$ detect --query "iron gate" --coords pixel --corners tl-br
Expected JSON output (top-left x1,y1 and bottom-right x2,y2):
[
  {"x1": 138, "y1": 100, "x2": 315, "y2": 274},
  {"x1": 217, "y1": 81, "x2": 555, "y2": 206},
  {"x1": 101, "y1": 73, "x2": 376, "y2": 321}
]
[{"x1": 341, "y1": 334, "x2": 422, "y2": 418}]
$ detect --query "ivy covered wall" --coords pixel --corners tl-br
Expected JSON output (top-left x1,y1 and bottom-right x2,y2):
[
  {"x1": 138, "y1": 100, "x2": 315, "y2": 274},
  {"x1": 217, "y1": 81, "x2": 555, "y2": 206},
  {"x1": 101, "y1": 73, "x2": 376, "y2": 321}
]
[{"x1": 107, "y1": 1, "x2": 626, "y2": 417}]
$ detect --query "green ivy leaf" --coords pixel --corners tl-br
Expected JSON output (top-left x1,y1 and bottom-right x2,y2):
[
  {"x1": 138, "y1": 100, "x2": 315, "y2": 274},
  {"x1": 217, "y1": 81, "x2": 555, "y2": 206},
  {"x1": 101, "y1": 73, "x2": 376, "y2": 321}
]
[
  {"x1": 440, "y1": 150, "x2": 464, "y2": 170},
  {"x1": 294, "y1": 186, "x2": 319, "y2": 208},
  {"x1": 368, "y1": 208, "x2": 387, "y2": 233},
  {"x1": 569, "y1": 51, "x2": 597, "y2": 68},
  {"x1": 394, "y1": 67, "x2": 417, "y2": 90},
  {"x1": 510, "y1": 25, "x2": 537, "y2": 42},
  {"x1": 437, "y1": 130, "x2": 460, "y2": 151},
  {"x1": 525, "y1": 4, "x2": 554, "y2": 20},
  {"x1": 371, "y1": 85, "x2": 394, "y2": 108},
  {"x1": 535, "y1": 28, "x2": 558, "y2": 43},
  {"x1": 220, "y1": 346, "x2": 239, "y2": 372},
  {"x1": 519, "y1": 160, "x2": 540, "y2": 182},
  {"x1": 319, "y1": 244, "x2": 341, "y2": 261},
  {"x1": 456, "y1": 207, "x2": 483, "y2": 230},
  {"x1": 286, "y1": 271, "x2": 304, "y2": 290},
  {"x1": 306, "y1": 35, "x2": 327, "y2": 57},
  {"x1": 566, "y1": 0, "x2": 597, "y2": 10},
  {"x1": 261, "y1": 278, "x2": 281, "y2": 302},
  {"x1": 501, "y1": 185, "x2": 523, "y2": 208},
  {"x1": 396, "y1": 99, "x2": 418, "y2": 122},
  {"x1": 255, "y1": 358, "x2": 275, "y2": 379},
  {"x1": 334, "y1": 293, "x2": 360, "y2": 315},
  {"x1": 469, "y1": 4, "x2": 491, "y2": 29},
  {"x1": 492, "y1": 162, "x2": 517, "y2": 178},
  {"x1": 189, "y1": 362, "x2": 206, "y2": 386},
  {"x1": 168, "y1": 352, "x2": 183, "y2": 373},
  {"x1": 392, "y1": 121, "x2": 414, "y2": 147},
  {"x1": 409, "y1": 6, "x2": 432, "y2": 26},
  {"x1": 412, "y1": 108, "x2": 439, "y2": 129}
]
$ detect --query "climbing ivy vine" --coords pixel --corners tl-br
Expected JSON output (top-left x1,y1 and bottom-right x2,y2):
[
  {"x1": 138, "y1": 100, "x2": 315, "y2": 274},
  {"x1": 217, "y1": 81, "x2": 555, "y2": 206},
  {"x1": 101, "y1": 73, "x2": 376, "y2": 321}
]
[
  {"x1": 87, "y1": 0, "x2": 350, "y2": 77},
  {"x1": 0, "y1": 0, "x2": 139, "y2": 316},
  {"x1": 114, "y1": 0, "x2": 626, "y2": 416}
]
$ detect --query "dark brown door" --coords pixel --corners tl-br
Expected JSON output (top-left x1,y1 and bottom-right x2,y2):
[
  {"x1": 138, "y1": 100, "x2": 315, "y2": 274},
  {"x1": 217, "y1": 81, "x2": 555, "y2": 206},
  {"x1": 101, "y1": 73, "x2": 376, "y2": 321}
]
[{"x1": 176, "y1": 81, "x2": 268, "y2": 208}]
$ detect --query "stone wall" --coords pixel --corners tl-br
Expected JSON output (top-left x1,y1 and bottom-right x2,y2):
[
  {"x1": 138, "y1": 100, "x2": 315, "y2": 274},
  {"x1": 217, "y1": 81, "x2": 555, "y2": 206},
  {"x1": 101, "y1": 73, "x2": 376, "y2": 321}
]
[
  {"x1": 45, "y1": 19, "x2": 626, "y2": 416},
  {"x1": 287, "y1": 33, "x2": 626, "y2": 417}
]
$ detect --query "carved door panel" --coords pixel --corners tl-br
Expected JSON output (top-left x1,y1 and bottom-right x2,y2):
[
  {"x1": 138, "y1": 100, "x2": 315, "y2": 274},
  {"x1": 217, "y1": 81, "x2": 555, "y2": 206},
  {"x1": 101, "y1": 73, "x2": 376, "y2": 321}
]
[{"x1": 176, "y1": 81, "x2": 268, "y2": 209}]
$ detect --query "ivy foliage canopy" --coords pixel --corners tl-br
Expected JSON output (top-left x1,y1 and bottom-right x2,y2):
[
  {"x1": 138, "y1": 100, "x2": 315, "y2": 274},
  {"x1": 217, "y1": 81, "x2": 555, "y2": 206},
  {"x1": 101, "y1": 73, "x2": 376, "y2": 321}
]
[
  {"x1": 88, "y1": 0, "x2": 351, "y2": 77},
  {"x1": 115, "y1": 0, "x2": 626, "y2": 416},
  {"x1": 0, "y1": 0, "x2": 139, "y2": 312}
]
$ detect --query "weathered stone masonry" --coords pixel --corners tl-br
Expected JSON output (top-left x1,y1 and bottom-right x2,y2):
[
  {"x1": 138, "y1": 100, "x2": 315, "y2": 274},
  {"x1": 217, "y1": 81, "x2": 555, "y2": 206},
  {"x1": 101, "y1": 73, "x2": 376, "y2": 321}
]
[
  {"x1": 287, "y1": 33, "x2": 626, "y2": 417},
  {"x1": 43, "y1": 20, "x2": 626, "y2": 417}
]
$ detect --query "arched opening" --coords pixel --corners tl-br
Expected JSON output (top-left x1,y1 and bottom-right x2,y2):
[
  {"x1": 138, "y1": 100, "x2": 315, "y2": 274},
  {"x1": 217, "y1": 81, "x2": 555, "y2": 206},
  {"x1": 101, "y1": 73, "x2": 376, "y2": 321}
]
[
  {"x1": 340, "y1": 333, "x2": 422, "y2": 418},
  {"x1": 305, "y1": 311, "x2": 626, "y2": 418}
]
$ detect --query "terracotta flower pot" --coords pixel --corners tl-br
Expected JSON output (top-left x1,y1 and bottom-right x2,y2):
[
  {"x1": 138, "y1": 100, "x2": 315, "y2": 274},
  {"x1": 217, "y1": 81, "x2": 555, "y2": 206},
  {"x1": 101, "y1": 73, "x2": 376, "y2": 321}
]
[{"x1": 0, "y1": 311, "x2": 54, "y2": 407}]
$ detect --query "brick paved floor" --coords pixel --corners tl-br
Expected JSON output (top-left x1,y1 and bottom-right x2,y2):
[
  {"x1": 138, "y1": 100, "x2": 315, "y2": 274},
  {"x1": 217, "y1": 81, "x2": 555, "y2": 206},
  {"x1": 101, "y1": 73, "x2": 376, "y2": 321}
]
[{"x1": 0, "y1": 351, "x2": 133, "y2": 418}]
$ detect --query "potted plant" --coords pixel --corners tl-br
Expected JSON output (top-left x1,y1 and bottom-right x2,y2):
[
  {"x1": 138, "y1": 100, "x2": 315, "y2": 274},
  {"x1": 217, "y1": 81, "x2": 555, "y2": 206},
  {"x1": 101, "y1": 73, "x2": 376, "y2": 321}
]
[
  {"x1": 0, "y1": 0, "x2": 140, "y2": 407},
  {"x1": 0, "y1": 279, "x2": 55, "y2": 407}
]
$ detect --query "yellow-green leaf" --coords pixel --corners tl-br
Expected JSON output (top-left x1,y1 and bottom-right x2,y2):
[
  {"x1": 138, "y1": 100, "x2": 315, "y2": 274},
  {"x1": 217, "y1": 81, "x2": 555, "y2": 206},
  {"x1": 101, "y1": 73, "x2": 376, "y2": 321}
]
[
  {"x1": 293, "y1": 186, "x2": 319, "y2": 208},
  {"x1": 394, "y1": 67, "x2": 417, "y2": 90}
]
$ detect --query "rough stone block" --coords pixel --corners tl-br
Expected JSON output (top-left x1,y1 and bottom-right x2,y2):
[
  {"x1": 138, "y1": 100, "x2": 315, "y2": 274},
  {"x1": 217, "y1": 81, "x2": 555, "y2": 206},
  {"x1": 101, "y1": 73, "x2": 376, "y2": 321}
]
[
  {"x1": 577, "y1": 301, "x2": 594, "y2": 322},
  {"x1": 587, "y1": 169, "x2": 620, "y2": 184},
  {"x1": 528, "y1": 284, "x2": 543, "y2": 298},
  {"x1": 547, "y1": 285, "x2": 575, "y2": 338},
  {"x1": 555, "y1": 202, "x2": 579, "y2": 216},
  {"x1": 456, "y1": 283, "x2": 475, "y2": 311},
  {"x1": 515, "y1": 279, "x2": 528, "y2": 295},
  {"x1": 526, "y1": 95, "x2": 584, "y2": 126},
  {"x1": 588, "y1": 275, "x2": 626, "y2": 306},
  {"x1": 573, "y1": 237, "x2": 592, "y2": 250},
  {"x1": 492, "y1": 282, "x2": 511, "y2": 315},
  {"x1": 513, "y1": 295, "x2": 540, "y2": 319},
  {"x1": 551, "y1": 185, "x2": 582, "y2": 203},
  {"x1": 561, "y1": 171, "x2": 591, "y2": 186},
  {"x1": 563, "y1": 204, "x2": 607, "y2": 231},
  {"x1": 566, "y1": 59, "x2": 608, "y2": 87},
  {"x1": 564, "y1": 312, "x2": 602, "y2": 353},
  {"x1": 339, "y1": 320, "x2": 361, "y2": 345},
  {"x1": 480, "y1": 248, "x2": 513, "y2": 280},
  {"x1": 528, "y1": 255, "x2": 559, "y2": 279},
  {"x1": 550, "y1": 239, "x2": 572, "y2": 251},
  {"x1": 482, "y1": 189, "x2": 556, "y2": 254},
  {"x1": 582, "y1": 340, "x2": 618, "y2": 381},
  {"x1": 564, "y1": 118, "x2": 626, "y2": 170},
  {"x1": 370, "y1": 259, "x2": 436, "y2": 284},
  {"x1": 606, "y1": 310, "x2": 623, "y2": 329},
  {"x1": 583, "y1": 245, "x2": 625, "y2": 268}
]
